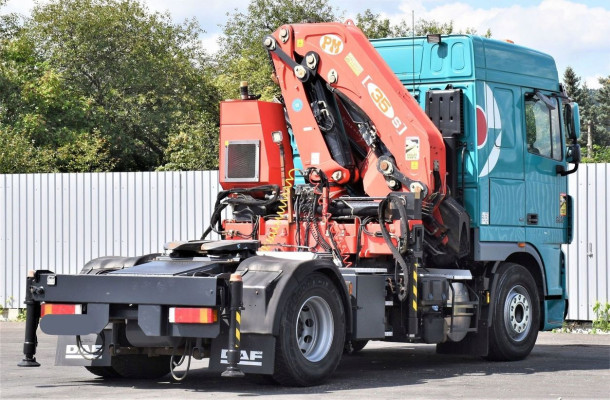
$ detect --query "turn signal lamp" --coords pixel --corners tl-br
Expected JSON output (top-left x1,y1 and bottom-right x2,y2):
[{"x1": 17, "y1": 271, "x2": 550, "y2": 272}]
[{"x1": 40, "y1": 303, "x2": 82, "y2": 317}]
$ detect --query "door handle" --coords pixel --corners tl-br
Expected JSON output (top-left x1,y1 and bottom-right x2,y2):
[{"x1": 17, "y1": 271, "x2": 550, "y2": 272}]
[{"x1": 527, "y1": 214, "x2": 538, "y2": 225}]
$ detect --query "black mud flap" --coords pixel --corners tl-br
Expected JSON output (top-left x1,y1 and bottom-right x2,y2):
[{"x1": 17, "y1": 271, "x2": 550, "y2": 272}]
[
  {"x1": 54, "y1": 331, "x2": 112, "y2": 367},
  {"x1": 209, "y1": 334, "x2": 275, "y2": 375}
]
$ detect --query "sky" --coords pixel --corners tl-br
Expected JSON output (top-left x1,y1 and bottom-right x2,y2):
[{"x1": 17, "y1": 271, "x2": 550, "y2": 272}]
[{"x1": 3, "y1": 0, "x2": 609, "y2": 89}]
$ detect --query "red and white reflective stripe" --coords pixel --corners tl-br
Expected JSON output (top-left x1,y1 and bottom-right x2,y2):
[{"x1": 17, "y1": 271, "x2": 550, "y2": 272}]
[
  {"x1": 40, "y1": 303, "x2": 82, "y2": 317},
  {"x1": 168, "y1": 307, "x2": 217, "y2": 324}
]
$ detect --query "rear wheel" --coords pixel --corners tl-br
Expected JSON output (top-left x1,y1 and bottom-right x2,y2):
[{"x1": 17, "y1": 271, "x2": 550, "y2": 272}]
[
  {"x1": 272, "y1": 273, "x2": 345, "y2": 386},
  {"x1": 486, "y1": 263, "x2": 540, "y2": 361}
]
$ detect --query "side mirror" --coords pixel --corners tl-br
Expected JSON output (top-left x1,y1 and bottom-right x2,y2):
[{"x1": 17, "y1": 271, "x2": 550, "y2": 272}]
[
  {"x1": 557, "y1": 143, "x2": 580, "y2": 176},
  {"x1": 564, "y1": 102, "x2": 581, "y2": 140},
  {"x1": 566, "y1": 143, "x2": 581, "y2": 164}
]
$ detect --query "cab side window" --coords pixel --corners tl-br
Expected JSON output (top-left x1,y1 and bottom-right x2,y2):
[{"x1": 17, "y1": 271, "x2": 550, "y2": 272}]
[{"x1": 525, "y1": 95, "x2": 562, "y2": 160}]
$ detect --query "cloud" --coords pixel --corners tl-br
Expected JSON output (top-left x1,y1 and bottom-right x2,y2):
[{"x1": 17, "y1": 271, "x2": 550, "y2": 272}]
[
  {"x1": 200, "y1": 33, "x2": 221, "y2": 55},
  {"x1": 393, "y1": 0, "x2": 610, "y2": 88},
  {"x1": 142, "y1": 0, "x2": 249, "y2": 31},
  {"x1": 584, "y1": 75, "x2": 604, "y2": 89}
]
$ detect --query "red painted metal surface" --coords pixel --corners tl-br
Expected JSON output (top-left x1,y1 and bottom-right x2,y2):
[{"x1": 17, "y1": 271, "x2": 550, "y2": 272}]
[
  {"x1": 268, "y1": 22, "x2": 447, "y2": 198},
  {"x1": 219, "y1": 100, "x2": 294, "y2": 190}
]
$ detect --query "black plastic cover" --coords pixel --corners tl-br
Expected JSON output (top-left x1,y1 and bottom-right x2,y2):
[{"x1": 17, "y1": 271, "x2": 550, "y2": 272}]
[{"x1": 425, "y1": 89, "x2": 463, "y2": 137}]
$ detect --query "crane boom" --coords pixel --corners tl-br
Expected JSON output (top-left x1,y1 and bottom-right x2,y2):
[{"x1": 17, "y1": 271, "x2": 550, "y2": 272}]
[{"x1": 265, "y1": 21, "x2": 447, "y2": 199}]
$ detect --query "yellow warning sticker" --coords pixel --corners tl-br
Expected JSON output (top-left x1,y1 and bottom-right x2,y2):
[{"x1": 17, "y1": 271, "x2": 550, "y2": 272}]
[
  {"x1": 411, "y1": 161, "x2": 419, "y2": 170},
  {"x1": 405, "y1": 137, "x2": 420, "y2": 161},
  {"x1": 297, "y1": 38, "x2": 304, "y2": 48},
  {"x1": 344, "y1": 52, "x2": 363, "y2": 76},
  {"x1": 560, "y1": 193, "x2": 567, "y2": 217}
]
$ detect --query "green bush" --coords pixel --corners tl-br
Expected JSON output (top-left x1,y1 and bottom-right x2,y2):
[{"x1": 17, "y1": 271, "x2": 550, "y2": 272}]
[{"x1": 592, "y1": 301, "x2": 610, "y2": 332}]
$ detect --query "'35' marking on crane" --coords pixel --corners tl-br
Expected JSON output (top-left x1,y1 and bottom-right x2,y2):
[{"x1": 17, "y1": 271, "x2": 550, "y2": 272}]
[{"x1": 362, "y1": 75, "x2": 407, "y2": 135}]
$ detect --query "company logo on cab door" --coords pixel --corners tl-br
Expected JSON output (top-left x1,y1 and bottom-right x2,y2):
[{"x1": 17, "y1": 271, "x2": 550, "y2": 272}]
[{"x1": 320, "y1": 35, "x2": 344, "y2": 55}]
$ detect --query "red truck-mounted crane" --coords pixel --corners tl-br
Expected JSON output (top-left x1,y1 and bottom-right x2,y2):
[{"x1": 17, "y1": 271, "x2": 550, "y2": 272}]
[{"x1": 19, "y1": 21, "x2": 579, "y2": 386}]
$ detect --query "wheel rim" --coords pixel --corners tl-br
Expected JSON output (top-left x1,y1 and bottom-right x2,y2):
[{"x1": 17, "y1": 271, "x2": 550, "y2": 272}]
[
  {"x1": 503, "y1": 284, "x2": 532, "y2": 342},
  {"x1": 295, "y1": 295, "x2": 334, "y2": 362}
]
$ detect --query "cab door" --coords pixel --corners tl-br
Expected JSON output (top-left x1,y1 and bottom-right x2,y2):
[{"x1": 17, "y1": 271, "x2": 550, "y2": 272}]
[{"x1": 523, "y1": 89, "x2": 568, "y2": 297}]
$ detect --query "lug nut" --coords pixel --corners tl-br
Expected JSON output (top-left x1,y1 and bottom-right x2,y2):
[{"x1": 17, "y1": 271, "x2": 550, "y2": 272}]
[
  {"x1": 294, "y1": 65, "x2": 307, "y2": 79},
  {"x1": 264, "y1": 37, "x2": 276, "y2": 50},
  {"x1": 306, "y1": 54, "x2": 317, "y2": 69},
  {"x1": 327, "y1": 69, "x2": 338, "y2": 84},
  {"x1": 380, "y1": 160, "x2": 393, "y2": 174},
  {"x1": 279, "y1": 28, "x2": 289, "y2": 43},
  {"x1": 410, "y1": 183, "x2": 424, "y2": 193}
]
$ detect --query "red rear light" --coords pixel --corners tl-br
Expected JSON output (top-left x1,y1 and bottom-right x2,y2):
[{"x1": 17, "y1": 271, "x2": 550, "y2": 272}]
[
  {"x1": 40, "y1": 303, "x2": 82, "y2": 317},
  {"x1": 168, "y1": 307, "x2": 217, "y2": 324}
]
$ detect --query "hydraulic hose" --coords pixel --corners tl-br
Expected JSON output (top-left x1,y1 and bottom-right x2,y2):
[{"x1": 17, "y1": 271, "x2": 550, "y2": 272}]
[{"x1": 261, "y1": 170, "x2": 296, "y2": 250}]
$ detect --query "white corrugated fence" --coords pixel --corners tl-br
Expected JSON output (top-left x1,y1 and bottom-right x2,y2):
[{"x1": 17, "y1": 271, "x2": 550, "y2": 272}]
[
  {"x1": 564, "y1": 163, "x2": 609, "y2": 320},
  {"x1": 0, "y1": 171, "x2": 222, "y2": 309},
  {"x1": 1, "y1": 166, "x2": 608, "y2": 320}
]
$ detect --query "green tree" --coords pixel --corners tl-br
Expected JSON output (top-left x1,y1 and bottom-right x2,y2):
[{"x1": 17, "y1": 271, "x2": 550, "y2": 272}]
[
  {"x1": 0, "y1": 129, "x2": 53, "y2": 173},
  {"x1": 1, "y1": 14, "x2": 110, "y2": 172},
  {"x1": 390, "y1": 18, "x2": 491, "y2": 38},
  {"x1": 215, "y1": 0, "x2": 338, "y2": 101},
  {"x1": 0, "y1": 0, "x2": 22, "y2": 40},
  {"x1": 1, "y1": 0, "x2": 220, "y2": 172},
  {"x1": 582, "y1": 144, "x2": 610, "y2": 163},
  {"x1": 355, "y1": 9, "x2": 392, "y2": 39},
  {"x1": 595, "y1": 76, "x2": 610, "y2": 134},
  {"x1": 158, "y1": 113, "x2": 219, "y2": 171},
  {"x1": 592, "y1": 75, "x2": 610, "y2": 160},
  {"x1": 563, "y1": 68, "x2": 609, "y2": 161},
  {"x1": 563, "y1": 67, "x2": 583, "y2": 101}
]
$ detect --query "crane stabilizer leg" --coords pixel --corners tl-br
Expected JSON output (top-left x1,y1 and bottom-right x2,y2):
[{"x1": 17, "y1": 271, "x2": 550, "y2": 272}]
[
  {"x1": 18, "y1": 271, "x2": 42, "y2": 367},
  {"x1": 221, "y1": 273, "x2": 245, "y2": 378}
]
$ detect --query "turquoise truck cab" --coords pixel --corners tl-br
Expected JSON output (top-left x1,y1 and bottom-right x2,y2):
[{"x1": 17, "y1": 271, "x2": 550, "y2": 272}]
[{"x1": 372, "y1": 35, "x2": 580, "y2": 330}]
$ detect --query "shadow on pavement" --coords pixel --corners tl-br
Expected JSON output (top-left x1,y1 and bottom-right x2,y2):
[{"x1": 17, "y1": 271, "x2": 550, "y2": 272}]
[{"x1": 36, "y1": 342, "x2": 610, "y2": 396}]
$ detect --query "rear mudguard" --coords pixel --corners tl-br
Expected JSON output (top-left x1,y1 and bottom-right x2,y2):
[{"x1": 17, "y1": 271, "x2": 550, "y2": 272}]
[
  {"x1": 235, "y1": 255, "x2": 352, "y2": 336},
  {"x1": 208, "y1": 255, "x2": 352, "y2": 375}
]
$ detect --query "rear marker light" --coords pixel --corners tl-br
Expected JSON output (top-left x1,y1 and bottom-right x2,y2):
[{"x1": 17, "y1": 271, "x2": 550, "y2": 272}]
[
  {"x1": 40, "y1": 303, "x2": 82, "y2": 317},
  {"x1": 169, "y1": 307, "x2": 218, "y2": 324}
]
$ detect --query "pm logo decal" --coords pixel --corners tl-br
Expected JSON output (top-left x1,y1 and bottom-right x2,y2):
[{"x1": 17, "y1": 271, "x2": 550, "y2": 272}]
[{"x1": 320, "y1": 34, "x2": 344, "y2": 55}]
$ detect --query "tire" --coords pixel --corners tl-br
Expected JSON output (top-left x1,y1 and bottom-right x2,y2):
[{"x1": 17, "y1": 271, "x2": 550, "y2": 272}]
[
  {"x1": 344, "y1": 340, "x2": 369, "y2": 354},
  {"x1": 91, "y1": 355, "x2": 171, "y2": 379},
  {"x1": 272, "y1": 273, "x2": 345, "y2": 386},
  {"x1": 486, "y1": 263, "x2": 540, "y2": 361}
]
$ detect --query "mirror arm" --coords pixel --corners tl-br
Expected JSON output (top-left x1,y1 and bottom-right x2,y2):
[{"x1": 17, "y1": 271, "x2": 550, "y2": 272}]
[{"x1": 556, "y1": 163, "x2": 579, "y2": 176}]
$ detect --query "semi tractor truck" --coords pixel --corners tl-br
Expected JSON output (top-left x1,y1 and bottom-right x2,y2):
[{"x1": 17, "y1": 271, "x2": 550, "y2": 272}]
[{"x1": 19, "y1": 21, "x2": 581, "y2": 386}]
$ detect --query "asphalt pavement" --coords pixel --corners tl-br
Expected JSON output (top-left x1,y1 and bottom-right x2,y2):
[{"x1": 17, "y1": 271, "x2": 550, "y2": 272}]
[{"x1": 1, "y1": 322, "x2": 609, "y2": 399}]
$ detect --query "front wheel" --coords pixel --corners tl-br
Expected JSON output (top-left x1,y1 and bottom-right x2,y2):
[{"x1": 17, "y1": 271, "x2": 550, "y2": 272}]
[
  {"x1": 486, "y1": 263, "x2": 540, "y2": 361},
  {"x1": 272, "y1": 273, "x2": 345, "y2": 386}
]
